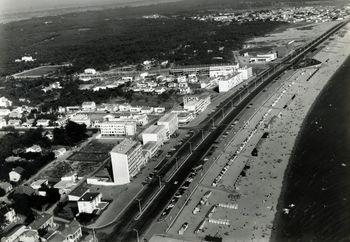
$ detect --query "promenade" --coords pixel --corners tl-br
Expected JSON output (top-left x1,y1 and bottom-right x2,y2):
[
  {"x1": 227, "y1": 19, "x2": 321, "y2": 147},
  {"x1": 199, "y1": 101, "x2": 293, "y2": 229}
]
[{"x1": 149, "y1": 22, "x2": 350, "y2": 242}]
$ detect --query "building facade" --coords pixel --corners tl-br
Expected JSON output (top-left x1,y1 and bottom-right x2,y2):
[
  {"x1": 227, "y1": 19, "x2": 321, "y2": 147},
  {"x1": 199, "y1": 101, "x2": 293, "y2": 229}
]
[
  {"x1": 141, "y1": 125, "x2": 168, "y2": 147},
  {"x1": 158, "y1": 113, "x2": 178, "y2": 136},
  {"x1": 218, "y1": 72, "x2": 243, "y2": 92},
  {"x1": 110, "y1": 139, "x2": 146, "y2": 185},
  {"x1": 99, "y1": 121, "x2": 137, "y2": 137}
]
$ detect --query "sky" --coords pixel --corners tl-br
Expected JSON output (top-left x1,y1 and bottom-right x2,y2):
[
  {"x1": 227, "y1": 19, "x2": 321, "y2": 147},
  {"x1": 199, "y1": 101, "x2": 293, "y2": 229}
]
[{"x1": 0, "y1": 0, "x2": 153, "y2": 14}]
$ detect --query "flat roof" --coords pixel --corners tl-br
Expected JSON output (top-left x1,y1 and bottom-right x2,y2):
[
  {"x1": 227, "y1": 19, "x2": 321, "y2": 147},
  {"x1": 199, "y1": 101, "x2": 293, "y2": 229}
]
[
  {"x1": 111, "y1": 138, "x2": 138, "y2": 154},
  {"x1": 143, "y1": 125, "x2": 165, "y2": 134},
  {"x1": 143, "y1": 141, "x2": 158, "y2": 150},
  {"x1": 158, "y1": 113, "x2": 177, "y2": 123}
]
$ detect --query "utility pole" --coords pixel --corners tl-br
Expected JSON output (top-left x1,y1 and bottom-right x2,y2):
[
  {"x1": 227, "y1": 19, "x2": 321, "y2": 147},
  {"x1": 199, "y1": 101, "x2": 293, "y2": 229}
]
[{"x1": 158, "y1": 175, "x2": 162, "y2": 188}]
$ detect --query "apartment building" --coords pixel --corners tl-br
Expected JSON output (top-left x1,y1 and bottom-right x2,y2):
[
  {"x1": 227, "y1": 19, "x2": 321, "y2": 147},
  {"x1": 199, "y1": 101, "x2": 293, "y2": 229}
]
[{"x1": 110, "y1": 139, "x2": 146, "y2": 185}]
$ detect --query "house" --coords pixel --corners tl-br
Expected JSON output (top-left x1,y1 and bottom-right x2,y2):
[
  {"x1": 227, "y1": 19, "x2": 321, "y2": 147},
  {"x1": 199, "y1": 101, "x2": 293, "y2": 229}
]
[
  {"x1": 36, "y1": 119, "x2": 50, "y2": 127},
  {"x1": 81, "y1": 101, "x2": 96, "y2": 111},
  {"x1": 0, "y1": 97, "x2": 12, "y2": 107},
  {"x1": 0, "y1": 205, "x2": 17, "y2": 224},
  {"x1": 7, "y1": 119, "x2": 21, "y2": 127},
  {"x1": 1, "y1": 225, "x2": 39, "y2": 242},
  {"x1": 77, "y1": 192, "x2": 103, "y2": 214},
  {"x1": 0, "y1": 118, "x2": 7, "y2": 128},
  {"x1": 68, "y1": 186, "x2": 90, "y2": 201},
  {"x1": 30, "y1": 179, "x2": 48, "y2": 190},
  {"x1": 53, "y1": 148, "x2": 66, "y2": 158},
  {"x1": 8, "y1": 111, "x2": 22, "y2": 119},
  {"x1": 9, "y1": 167, "x2": 25, "y2": 182},
  {"x1": 0, "y1": 182, "x2": 13, "y2": 193},
  {"x1": 48, "y1": 220, "x2": 82, "y2": 242},
  {"x1": 25, "y1": 145, "x2": 42, "y2": 153},
  {"x1": 154, "y1": 107, "x2": 166, "y2": 113},
  {"x1": 29, "y1": 213, "x2": 55, "y2": 232},
  {"x1": 84, "y1": 68, "x2": 97, "y2": 75},
  {"x1": 0, "y1": 108, "x2": 11, "y2": 116}
]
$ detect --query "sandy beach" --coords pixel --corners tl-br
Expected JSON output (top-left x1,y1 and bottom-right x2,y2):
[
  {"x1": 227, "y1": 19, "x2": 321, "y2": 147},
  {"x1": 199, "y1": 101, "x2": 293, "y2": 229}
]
[{"x1": 149, "y1": 21, "x2": 350, "y2": 242}]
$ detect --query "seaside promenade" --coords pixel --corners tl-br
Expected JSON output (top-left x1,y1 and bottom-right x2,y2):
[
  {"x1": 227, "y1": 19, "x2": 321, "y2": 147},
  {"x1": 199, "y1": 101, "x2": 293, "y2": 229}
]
[{"x1": 149, "y1": 22, "x2": 350, "y2": 241}]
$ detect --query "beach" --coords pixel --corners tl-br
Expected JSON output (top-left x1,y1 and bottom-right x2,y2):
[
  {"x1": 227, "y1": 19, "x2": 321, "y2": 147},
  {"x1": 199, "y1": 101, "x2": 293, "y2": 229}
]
[{"x1": 149, "y1": 21, "x2": 350, "y2": 241}]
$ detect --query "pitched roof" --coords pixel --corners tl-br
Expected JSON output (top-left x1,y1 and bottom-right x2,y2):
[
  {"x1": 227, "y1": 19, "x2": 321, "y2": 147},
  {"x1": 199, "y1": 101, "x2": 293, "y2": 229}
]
[
  {"x1": 13, "y1": 166, "x2": 25, "y2": 174},
  {"x1": 78, "y1": 192, "x2": 100, "y2": 202},
  {"x1": 29, "y1": 213, "x2": 53, "y2": 230}
]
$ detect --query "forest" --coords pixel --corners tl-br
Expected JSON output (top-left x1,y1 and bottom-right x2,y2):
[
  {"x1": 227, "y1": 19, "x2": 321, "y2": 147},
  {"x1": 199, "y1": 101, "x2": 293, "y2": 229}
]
[{"x1": 0, "y1": 13, "x2": 287, "y2": 76}]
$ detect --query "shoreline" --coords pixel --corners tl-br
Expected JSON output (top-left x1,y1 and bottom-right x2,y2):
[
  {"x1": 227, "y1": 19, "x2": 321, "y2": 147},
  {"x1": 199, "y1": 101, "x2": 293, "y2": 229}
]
[
  {"x1": 270, "y1": 25, "x2": 350, "y2": 241},
  {"x1": 270, "y1": 42, "x2": 350, "y2": 241},
  {"x1": 148, "y1": 21, "x2": 350, "y2": 241}
]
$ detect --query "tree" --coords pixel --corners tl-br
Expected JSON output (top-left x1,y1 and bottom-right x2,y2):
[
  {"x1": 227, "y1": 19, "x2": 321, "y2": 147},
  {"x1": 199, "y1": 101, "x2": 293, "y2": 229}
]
[
  {"x1": 65, "y1": 121, "x2": 87, "y2": 145},
  {"x1": 0, "y1": 187, "x2": 6, "y2": 197}
]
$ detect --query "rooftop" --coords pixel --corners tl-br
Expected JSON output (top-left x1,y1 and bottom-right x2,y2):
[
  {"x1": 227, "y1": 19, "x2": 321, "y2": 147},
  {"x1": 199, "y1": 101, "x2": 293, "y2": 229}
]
[
  {"x1": 78, "y1": 192, "x2": 101, "y2": 202},
  {"x1": 143, "y1": 141, "x2": 158, "y2": 151},
  {"x1": 111, "y1": 138, "x2": 139, "y2": 154},
  {"x1": 60, "y1": 220, "x2": 81, "y2": 237},
  {"x1": 69, "y1": 185, "x2": 89, "y2": 197},
  {"x1": 143, "y1": 125, "x2": 166, "y2": 134},
  {"x1": 158, "y1": 113, "x2": 177, "y2": 123},
  {"x1": 29, "y1": 213, "x2": 52, "y2": 230}
]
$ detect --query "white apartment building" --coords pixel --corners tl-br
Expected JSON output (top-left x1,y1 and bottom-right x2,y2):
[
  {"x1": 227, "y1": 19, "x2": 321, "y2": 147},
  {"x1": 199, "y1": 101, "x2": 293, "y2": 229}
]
[
  {"x1": 183, "y1": 95, "x2": 211, "y2": 114},
  {"x1": 237, "y1": 66, "x2": 253, "y2": 80},
  {"x1": 110, "y1": 139, "x2": 146, "y2": 185},
  {"x1": 142, "y1": 125, "x2": 168, "y2": 147},
  {"x1": 99, "y1": 121, "x2": 136, "y2": 137},
  {"x1": 209, "y1": 64, "x2": 239, "y2": 77},
  {"x1": 103, "y1": 114, "x2": 148, "y2": 126},
  {"x1": 158, "y1": 113, "x2": 178, "y2": 136},
  {"x1": 36, "y1": 119, "x2": 50, "y2": 127},
  {"x1": 248, "y1": 52, "x2": 277, "y2": 63},
  {"x1": 218, "y1": 72, "x2": 243, "y2": 92}
]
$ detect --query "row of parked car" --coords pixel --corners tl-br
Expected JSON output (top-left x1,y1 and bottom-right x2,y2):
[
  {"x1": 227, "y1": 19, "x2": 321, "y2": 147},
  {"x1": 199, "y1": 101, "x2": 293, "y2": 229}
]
[{"x1": 159, "y1": 166, "x2": 201, "y2": 220}]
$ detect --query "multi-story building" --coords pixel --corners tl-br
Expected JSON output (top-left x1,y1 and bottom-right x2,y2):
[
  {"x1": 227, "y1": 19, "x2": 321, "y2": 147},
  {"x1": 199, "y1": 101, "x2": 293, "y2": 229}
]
[
  {"x1": 103, "y1": 114, "x2": 148, "y2": 126},
  {"x1": 99, "y1": 121, "x2": 137, "y2": 137},
  {"x1": 141, "y1": 125, "x2": 168, "y2": 147},
  {"x1": 110, "y1": 139, "x2": 146, "y2": 185},
  {"x1": 237, "y1": 66, "x2": 253, "y2": 80},
  {"x1": 158, "y1": 113, "x2": 178, "y2": 136},
  {"x1": 183, "y1": 95, "x2": 211, "y2": 114},
  {"x1": 218, "y1": 72, "x2": 243, "y2": 92}
]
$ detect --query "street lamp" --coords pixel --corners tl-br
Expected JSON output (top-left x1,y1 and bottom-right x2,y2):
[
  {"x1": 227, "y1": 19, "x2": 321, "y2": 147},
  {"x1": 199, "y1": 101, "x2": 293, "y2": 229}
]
[
  {"x1": 157, "y1": 175, "x2": 162, "y2": 188},
  {"x1": 136, "y1": 199, "x2": 142, "y2": 215},
  {"x1": 133, "y1": 228, "x2": 140, "y2": 242}
]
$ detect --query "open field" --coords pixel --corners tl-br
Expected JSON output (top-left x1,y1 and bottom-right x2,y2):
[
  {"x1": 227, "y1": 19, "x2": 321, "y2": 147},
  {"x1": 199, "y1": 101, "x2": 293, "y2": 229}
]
[{"x1": 11, "y1": 65, "x2": 65, "y2": 78}]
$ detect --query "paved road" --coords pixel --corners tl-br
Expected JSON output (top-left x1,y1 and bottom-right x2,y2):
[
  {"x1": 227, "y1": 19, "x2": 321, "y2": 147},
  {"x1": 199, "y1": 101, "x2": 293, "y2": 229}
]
[{"x1": 95, "y1": 21, "x2": 348, "y2": 242}]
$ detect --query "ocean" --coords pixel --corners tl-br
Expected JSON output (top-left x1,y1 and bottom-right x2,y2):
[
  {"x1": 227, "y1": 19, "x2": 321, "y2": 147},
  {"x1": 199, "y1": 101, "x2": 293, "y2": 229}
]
[{"x1": 272, "y1": 56, "x2": 350, "y2": 241}]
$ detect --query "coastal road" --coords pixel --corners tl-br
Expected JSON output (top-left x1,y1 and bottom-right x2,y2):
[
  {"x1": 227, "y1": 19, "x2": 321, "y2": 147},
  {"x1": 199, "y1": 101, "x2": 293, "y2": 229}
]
[{"x1": 95, "y1": 20, "x2": 348, "y2": 242}]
